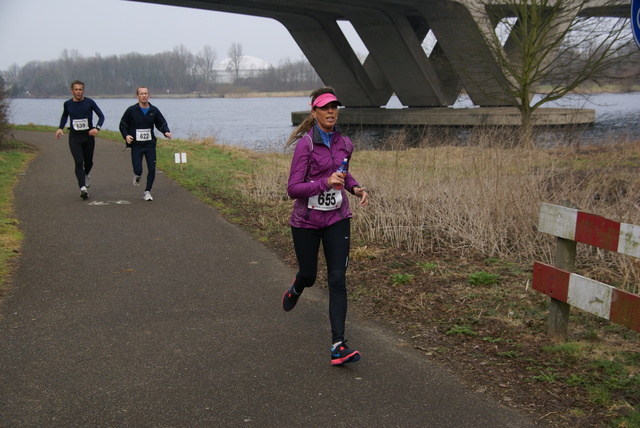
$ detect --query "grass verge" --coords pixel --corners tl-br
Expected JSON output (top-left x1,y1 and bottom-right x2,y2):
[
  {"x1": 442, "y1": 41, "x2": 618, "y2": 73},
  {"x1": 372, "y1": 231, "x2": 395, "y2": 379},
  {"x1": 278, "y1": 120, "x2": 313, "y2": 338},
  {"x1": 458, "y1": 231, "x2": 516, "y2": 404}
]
[{"x1": 0, "y1": 137, "x2": 36, "y2": 296}]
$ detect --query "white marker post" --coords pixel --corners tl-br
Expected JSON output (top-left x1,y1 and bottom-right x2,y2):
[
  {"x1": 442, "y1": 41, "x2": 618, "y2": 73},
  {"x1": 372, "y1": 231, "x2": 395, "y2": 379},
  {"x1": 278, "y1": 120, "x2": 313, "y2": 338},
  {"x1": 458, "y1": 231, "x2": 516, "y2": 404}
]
[{"x1": 174, "y1": 152, "x2": 187, "y2": 171}]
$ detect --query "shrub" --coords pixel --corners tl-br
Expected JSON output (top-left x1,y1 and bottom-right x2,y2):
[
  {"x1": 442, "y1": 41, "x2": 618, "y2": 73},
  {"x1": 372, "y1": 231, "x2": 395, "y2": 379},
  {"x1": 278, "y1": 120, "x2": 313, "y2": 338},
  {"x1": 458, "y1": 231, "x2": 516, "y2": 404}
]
[{"x1": 0, "y1": 76, "x2": 10, "y2": 146}]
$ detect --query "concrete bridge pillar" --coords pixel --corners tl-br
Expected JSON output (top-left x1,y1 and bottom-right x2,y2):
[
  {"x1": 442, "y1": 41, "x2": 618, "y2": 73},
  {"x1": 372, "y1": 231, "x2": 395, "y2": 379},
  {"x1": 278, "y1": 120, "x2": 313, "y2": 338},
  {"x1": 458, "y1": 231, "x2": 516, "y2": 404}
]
[
  {"x1": 419, "y1": 0, "x2": 517, "y2": 107},
  {"x1": 278, "y1": 14, "x2": 392, "y2": 107}
]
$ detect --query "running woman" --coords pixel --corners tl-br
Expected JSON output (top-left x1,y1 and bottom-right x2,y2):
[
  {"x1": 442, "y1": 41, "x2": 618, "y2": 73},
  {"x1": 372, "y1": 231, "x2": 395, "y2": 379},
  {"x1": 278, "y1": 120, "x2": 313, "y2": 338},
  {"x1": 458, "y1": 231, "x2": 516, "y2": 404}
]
[
  {"x1": 119, "y1": 86, "x2": 172, "y2": 201},
  {"x1": 55, "y1": 80, "x2": 105, "y2": 200},
  {"x1": 282, "y1": 86, "x2": 369, "y2": 366}
]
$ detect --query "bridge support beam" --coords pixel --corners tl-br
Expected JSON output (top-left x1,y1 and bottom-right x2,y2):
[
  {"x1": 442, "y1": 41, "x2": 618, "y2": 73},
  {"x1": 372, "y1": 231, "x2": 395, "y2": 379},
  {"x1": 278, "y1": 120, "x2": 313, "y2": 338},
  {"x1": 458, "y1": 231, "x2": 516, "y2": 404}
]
[
  {"x1": 278, "y1": 15, "x2": 392, "y2": 107},
  {"x1": 418, "y1": 0, "x2": 516, "y2": 107}
]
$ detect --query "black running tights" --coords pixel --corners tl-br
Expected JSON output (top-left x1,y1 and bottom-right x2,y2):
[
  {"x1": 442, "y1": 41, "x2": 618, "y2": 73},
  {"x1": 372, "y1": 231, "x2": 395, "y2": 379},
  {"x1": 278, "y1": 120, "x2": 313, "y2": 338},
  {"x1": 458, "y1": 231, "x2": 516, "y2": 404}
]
[
  {"x1": 131, "y1": 144, "x2": 157, "y2": 192},
  {"x1": 68, "y1": 133, "x2": 95, "y2": 188},
  {"x1": 291, "y1": 218, "x2": 350, "y2": 344}
]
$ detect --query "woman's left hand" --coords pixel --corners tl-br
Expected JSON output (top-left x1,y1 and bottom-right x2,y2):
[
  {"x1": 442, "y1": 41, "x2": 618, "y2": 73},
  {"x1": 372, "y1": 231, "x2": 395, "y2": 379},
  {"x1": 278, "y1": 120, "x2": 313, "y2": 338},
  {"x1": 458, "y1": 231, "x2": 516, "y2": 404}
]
[{"x1": 354, "y1": 186, "x2": 369, "y2": 206}]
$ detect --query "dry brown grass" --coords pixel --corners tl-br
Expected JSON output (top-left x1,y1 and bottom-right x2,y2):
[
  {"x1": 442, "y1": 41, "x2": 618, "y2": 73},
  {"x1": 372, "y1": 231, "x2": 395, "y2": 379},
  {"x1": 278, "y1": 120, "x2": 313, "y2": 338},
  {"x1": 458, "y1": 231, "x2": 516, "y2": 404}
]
[{"x1": 250, "y1": 131, "x2": 640, "y2": 295}]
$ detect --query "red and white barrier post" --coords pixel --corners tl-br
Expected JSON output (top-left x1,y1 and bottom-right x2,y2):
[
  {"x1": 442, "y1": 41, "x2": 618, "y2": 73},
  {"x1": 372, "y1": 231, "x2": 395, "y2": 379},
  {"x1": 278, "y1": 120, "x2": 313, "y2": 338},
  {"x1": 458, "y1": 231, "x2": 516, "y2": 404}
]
[{"x1": 533, "y1": 202, "x2": 640, "y2": 341}]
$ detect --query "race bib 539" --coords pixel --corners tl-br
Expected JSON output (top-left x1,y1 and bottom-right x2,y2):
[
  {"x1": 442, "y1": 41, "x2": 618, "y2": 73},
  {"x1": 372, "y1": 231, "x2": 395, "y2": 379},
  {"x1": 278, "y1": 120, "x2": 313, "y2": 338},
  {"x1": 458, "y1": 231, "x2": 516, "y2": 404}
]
[{"x1": 72, "y1": 119, "x2": 89, "y2": 131}]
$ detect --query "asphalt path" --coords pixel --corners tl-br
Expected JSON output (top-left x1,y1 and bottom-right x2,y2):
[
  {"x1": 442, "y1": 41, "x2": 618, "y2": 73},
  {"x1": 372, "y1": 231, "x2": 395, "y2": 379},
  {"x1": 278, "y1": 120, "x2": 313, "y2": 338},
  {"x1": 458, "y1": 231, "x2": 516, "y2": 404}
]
[{"x1": 0, "y1": 131, "x2": 542, "y2": 427}]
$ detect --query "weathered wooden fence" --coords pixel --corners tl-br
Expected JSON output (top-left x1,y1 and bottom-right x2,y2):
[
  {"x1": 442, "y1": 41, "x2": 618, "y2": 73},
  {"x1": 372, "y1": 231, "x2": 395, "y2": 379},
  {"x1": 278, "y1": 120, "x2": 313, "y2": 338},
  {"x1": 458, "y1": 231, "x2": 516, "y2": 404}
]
[{"x1": 532, "y1": 202, "x2": 640, "y2": 342}]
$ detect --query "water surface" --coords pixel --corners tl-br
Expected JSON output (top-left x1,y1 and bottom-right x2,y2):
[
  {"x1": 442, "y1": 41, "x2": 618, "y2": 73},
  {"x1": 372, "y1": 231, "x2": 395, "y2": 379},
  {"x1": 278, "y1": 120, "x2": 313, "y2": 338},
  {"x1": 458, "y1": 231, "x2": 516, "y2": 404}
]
[{"x1": 9, "y1": 93, "x2": 640, "y2": 149}]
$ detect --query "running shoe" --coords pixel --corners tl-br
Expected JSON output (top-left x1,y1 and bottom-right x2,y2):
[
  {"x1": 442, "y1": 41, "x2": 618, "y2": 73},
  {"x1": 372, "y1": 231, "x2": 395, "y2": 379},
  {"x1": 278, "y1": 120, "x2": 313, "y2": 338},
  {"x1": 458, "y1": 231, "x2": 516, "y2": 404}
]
[
  {"x1": 133, "y1": 175, "x2": 141, "y2": 186},
  {"x1": 84, "y1": 174, "x2": 90, "y2": 188},
  {"x1": 331, "y1": 341, "x2": 361, "y2": 366},
  {"x1": 80, "y1": 186, "x2": 89, "y2": 200},
  {"x1": 143, "y1": 191, "x2": 153, "y2": 201},
  {"x1": 282, "y1": 282, "x2": 300, "y2": 312}
]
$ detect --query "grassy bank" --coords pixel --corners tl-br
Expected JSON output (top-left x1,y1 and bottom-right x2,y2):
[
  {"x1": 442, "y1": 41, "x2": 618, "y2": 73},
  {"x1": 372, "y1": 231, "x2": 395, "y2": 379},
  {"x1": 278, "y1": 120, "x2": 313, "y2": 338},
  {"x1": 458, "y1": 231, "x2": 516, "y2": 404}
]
[
  {"x1": 4, "y1": 125, "x2": 640, "y2": 426},
  {"x1": 0, "y1": 138, "x2": 36, "y2": 296}
]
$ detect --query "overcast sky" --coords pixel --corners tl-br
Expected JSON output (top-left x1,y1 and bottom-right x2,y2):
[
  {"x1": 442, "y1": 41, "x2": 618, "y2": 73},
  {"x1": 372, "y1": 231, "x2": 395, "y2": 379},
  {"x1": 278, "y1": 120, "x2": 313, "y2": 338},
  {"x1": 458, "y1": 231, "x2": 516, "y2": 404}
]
[{"x1": 0, "y1": 0, "x2": 367, "y2": 71}]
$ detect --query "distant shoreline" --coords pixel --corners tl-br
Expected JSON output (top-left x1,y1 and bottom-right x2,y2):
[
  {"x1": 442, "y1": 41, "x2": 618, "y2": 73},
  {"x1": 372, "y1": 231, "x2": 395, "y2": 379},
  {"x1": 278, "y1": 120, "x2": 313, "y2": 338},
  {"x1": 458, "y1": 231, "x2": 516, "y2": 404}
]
[
  {"x1": 22, "y1": 90, "x2": 310, "y2": 100},
  {"x1": 14, "y1": 86, "x2": 640, "y2": 100}
]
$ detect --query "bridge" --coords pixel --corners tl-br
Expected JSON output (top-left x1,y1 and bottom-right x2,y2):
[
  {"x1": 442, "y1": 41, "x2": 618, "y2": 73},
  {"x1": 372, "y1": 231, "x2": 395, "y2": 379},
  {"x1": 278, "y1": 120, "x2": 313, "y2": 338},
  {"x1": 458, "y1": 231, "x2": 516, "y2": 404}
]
[{"x1": 130, "y1": 0, "x2": 630, "y2": 127}]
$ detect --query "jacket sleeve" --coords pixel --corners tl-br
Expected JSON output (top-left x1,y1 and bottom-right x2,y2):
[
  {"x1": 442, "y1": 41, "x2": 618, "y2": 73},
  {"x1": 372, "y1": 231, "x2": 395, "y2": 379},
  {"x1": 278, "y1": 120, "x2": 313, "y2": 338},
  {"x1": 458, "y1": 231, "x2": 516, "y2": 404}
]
[
  {"x1": 58, "y1": 101, "x2": 69, "y2": 129},
  {"x1": 154, "y1": 109, "x2": 170, "y2": 135},
  {"x1": 119, "y1": 108, "x2": 131, "y2": 139},
  {"x1": 287, "y1": 136, "x2": 331, "y2": 199},
  {"x1": 92, "y1": 100, "x2": 106, "y2": 129}
]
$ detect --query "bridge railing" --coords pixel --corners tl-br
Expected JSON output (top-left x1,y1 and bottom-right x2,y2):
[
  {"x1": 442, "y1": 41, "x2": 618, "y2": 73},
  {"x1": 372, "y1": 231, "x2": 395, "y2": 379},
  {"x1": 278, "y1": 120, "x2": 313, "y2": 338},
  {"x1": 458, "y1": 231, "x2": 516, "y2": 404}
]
[{"x1": 532, "y1": 202, "x2": 640, "y2": 342}]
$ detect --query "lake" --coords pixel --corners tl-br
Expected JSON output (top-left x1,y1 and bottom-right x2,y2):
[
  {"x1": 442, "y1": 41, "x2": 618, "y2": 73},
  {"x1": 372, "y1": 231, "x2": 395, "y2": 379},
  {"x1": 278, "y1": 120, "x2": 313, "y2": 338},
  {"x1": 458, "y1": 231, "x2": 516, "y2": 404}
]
[{"x1": 8, "y1": 92, "x2": 640, "y2": 150}]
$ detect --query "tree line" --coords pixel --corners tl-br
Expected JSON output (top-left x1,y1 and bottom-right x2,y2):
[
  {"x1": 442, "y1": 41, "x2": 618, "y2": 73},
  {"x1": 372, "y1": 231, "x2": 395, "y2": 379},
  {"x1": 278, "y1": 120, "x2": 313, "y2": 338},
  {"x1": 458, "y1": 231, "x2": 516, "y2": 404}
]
[{"x1": 1, "y1": 44, "x2": 323, "y2": 98}]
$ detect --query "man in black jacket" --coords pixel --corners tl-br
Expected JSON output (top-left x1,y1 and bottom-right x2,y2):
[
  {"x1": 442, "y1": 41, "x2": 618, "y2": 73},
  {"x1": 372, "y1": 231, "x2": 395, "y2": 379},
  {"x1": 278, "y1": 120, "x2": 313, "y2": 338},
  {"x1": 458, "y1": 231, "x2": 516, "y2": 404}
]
[
  {"x1": 56, "y1": 80, "x2": 105, "y2": 200},
  {"x1": 119, "y1": 87, "x2": 172, "y2": 201}
]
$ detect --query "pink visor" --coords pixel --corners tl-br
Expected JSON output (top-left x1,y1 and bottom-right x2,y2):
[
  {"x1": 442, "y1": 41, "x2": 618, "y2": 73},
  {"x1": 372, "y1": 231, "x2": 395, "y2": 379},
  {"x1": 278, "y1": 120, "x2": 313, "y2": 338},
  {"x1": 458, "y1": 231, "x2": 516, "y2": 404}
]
[{"x1": 311, "y1": 93, "x2": 342, "y2": 108}]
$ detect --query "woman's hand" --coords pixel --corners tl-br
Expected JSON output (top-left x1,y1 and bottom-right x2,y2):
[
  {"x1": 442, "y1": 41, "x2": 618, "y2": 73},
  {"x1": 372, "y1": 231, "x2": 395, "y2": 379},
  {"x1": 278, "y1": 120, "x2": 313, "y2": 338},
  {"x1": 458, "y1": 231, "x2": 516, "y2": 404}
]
[
  {"x1": 327, "y1": 172, "x2": 345, "y2": 188},
  {"x1": 353, "y1": 186, "x2": 369, "y2": 206}
]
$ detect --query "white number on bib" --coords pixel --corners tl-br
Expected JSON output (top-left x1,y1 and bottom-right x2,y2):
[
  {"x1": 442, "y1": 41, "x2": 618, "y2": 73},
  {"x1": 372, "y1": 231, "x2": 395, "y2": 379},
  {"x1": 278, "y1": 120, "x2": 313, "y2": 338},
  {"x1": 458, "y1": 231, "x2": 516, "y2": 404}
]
[
  {"x1": 308, "y1": 189, "x2": 343, "y2": 211},
  {"x1": 72, "y1": 119, "x2": 89, "y2": 131},
  {"x1": 136, "y1": 129, "x2": 152, "y2": 141}
]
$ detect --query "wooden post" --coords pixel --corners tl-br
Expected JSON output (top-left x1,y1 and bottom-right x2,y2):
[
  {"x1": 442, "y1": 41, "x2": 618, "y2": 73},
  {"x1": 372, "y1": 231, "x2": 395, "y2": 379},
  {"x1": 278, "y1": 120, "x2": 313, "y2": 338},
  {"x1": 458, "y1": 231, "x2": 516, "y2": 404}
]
[
  {"x1": 548, "y1": 200, "x2": 576, "y2": 342},
  {"x1": 548, "y1": 237, "x2": 575, "y2": 342}
]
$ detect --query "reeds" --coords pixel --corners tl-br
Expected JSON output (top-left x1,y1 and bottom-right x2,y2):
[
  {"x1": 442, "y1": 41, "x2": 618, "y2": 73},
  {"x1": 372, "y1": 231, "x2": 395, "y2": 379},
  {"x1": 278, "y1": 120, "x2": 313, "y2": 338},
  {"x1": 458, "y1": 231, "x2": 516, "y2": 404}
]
[{"x1": 250, "y1": 127, "x2": 640, "y2": 294}]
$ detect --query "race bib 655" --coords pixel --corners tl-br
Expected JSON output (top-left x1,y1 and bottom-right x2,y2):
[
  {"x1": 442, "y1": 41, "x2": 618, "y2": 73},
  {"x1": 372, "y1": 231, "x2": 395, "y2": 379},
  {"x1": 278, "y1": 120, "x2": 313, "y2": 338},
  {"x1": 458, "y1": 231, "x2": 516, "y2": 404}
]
[{"x1": 308, "y1": 189, "x2": 343, "y2": 211}]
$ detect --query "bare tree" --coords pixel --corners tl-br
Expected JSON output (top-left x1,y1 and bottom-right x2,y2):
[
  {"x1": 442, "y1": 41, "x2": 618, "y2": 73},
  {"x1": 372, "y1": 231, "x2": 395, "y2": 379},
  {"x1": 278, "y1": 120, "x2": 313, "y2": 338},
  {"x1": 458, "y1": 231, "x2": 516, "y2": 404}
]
[
  {"x1": 170, "y1": 44, "x2": 196, "y2": 93},
  {"x1": 227, "y1": 42, "x2": 245, "y2": 81},
  {"x1": 2, "y1": 64, "x2": 21, "y2": 95},
  {"x1": 195, "y1": 44, "x2": 217, "y2": 93},
  {"x1": 472, "y1": 0, "x2": 634, "y2": 147},
  {"x1": 0, "y1": 76, "x2": 11, "y2": 145}
]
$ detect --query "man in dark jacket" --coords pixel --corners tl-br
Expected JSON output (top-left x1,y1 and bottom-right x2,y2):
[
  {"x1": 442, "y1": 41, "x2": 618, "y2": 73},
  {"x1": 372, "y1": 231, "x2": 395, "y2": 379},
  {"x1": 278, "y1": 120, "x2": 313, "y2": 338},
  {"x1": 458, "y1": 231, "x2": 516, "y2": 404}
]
[
  {"x1": 56, "y1": 80, "x2": 105, "y2": 200},
  {"x1": 119, "y1": 86, "x2": 172, "y2": 201}
]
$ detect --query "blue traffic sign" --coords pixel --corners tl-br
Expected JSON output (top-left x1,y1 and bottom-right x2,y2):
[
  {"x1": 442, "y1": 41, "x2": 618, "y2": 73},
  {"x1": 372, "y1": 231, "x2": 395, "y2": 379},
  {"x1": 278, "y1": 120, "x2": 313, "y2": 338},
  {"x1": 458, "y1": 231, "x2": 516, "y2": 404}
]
[{"x1": 633, "y1": 0, "x2": 640, "y2": 49}]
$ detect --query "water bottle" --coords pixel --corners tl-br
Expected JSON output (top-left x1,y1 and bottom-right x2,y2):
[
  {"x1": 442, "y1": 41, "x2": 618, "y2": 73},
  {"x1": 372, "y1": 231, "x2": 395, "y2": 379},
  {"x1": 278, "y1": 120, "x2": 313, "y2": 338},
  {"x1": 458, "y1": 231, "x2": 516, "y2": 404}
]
[{"x1": 333, "y1": 158, "x2": 348, "y2": 190}]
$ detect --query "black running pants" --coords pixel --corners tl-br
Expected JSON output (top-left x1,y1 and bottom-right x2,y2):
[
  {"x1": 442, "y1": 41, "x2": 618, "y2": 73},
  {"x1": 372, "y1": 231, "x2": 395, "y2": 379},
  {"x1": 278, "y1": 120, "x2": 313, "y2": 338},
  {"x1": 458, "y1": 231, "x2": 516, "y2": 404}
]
[
  {"x1": 130, "y1": 143, "x2": 157, "y2": 192},
  {"x1": 291, "y1": 218, "x2": 351, "y2": 344},
  {"x1": 68, "y1": 132, "x2": 95, "y2": 188}
]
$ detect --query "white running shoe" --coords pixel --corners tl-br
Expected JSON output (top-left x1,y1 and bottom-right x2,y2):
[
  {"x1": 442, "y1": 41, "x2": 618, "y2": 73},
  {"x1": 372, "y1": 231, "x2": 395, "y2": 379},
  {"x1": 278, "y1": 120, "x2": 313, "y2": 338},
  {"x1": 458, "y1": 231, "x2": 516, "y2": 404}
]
[
  {"x1": 80, "y1": 186, "x2": 89, "y2": 200},
  {"x1": 143, "y1": 191, "x2": 153, "y2": 201},
  {"x1": 85, "y1": 174, "x2": 90, "y2": 188},
  {"x1": 133, "y1": 175, "x2": 141, "y2": 186}
]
